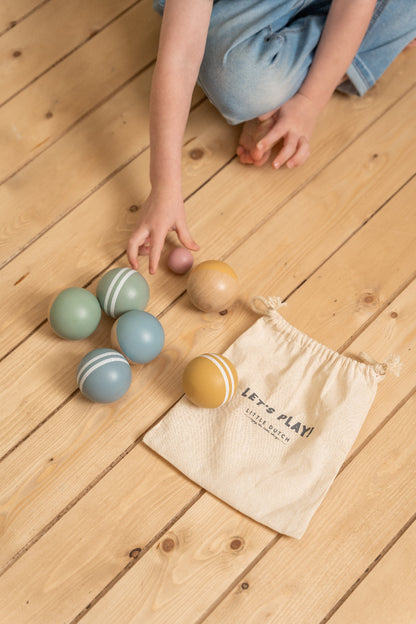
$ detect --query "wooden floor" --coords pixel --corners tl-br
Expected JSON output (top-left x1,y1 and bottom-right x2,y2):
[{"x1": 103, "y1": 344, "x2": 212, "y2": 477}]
[{"x1": 1, "y1": 1, "x2": 416, "y2": 622}]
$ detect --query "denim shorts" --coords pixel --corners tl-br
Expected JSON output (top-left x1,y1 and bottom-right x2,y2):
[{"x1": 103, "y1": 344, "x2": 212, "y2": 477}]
[{"x1": 154, "y1": 0, "x2": 416, "y2": 124}]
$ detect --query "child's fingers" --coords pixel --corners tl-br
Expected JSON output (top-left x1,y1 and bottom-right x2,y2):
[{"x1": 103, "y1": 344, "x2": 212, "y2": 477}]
[
  {"x1": 272, "y1": 132, "x2": 298, "y2": 169},
  {"x1": 256, "y1": 122, "x2": 285, "y2": 152},
  {"x1": 286, "y1": 136, "x2": 310, "y2": 168},
  {"x1": 176, "y1": 220, "x2": 199, "y2": 252},
  {"x1": 127, "y1": 228, "x2": 149, "y2": 269},
  {"x1": 149, "y1": 231, "x2": 166, "y2": 275}
]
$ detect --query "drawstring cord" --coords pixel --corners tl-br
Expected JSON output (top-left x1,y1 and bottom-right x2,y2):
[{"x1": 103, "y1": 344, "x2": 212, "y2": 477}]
[
  {"x1": 251, "y1": 296, "x2": 287, "y2": 316},
  {"x1": 359, "y1": 352, "x2": 402, "y2": 377},
  {"x1": 251, "y1": 296, "x2": 402, "y2": 378}
]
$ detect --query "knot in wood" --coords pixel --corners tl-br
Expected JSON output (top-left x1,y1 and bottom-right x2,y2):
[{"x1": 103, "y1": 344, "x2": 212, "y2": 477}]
[
  {"x1": 189, "y1": 148, "x2": 204, "y2": 160},
  {"x1": 390, "y1": 311, "x2": 398, "y2": 318},
  {"x1": 358, "y1": 290, "x2": 379, "y2": 308},
  {"x1": 129, "y1": 204, "x2": 139, "y2": 213},
  {"x1": 241, "y1": 582, "x2": 249, "y2": 590},
  {"x1": 14, "y1": 272, "x2": 29, "y2": 286},
  {"x1": 13, "y1": 50, "x2": 22, "y2": 58},
  {"x1": 129, "y1": 548, "x2": 142, "y2": 559},
  {"x1": 230, "y1": 537, "x2": 244, "y2": 551},
  {"x1": 161, "y1": 537, "x2": 175, "y2": 553}
]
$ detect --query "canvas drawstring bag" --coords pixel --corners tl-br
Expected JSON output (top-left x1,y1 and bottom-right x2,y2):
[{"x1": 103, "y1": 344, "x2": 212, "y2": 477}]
[{"x1": 144, "y1": 296, "x2": 401, "y2": 539}]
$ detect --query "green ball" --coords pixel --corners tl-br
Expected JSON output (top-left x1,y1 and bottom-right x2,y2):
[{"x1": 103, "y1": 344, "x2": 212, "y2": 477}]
[
  {"x1": 96, "y1": 267, "x2": 150, "y2": 318},
  {"x1": 48, "y1": 287, "x2": 102, "y2": 340}
]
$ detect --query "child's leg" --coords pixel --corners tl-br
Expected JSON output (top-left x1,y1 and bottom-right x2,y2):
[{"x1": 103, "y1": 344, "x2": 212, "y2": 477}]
[
  {"x1": 339, "y1": 0, "x2": 416, "y2": 96},
  {"x1": 198, "y1": 0, "x2": 329, "y2": 125},
  {"x1": 152, "y1": 0, "x2": 416, "y2": 164},
  {"x1": 198, "y1": 0, "x2": 416, "y2": 124}
]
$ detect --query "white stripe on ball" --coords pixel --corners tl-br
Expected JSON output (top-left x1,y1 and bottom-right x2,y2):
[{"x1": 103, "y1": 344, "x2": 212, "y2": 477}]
[
  {"x1": 200, "y1": 354, "x2": 232, "y2": 406},
  {"x1": 211, "y1": 354, "x2": 236, "y2": 399},
  {"x1": 77, "y1": 354, "x2": 128, "y2": 391},
  {"x1": 109, "y1": 268, "x2": 136, "y2": 317},
  {"x1": 102, "y1": 268, "x2": 130, "y2": 316},
  {"x1": 76, "y1": 350, "x2": 126, "y2": 385}
]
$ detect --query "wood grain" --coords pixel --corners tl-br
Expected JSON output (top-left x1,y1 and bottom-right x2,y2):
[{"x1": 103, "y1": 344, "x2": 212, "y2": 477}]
[
  {"x1": 0, "y1": 0, "x2": 138, "y2": 103},
  {"x1": 0, "y1": 445, "x2": 201, "y2": 624},
  {"x1": 0, "y1": 0, "x2": 160, "y2": 177},
  {"x1": 328, "y1": 520, "x2": 416, "y2": 624},
  {"x1": 0, "y1": 0, "x2": 45, "y2": 35}
]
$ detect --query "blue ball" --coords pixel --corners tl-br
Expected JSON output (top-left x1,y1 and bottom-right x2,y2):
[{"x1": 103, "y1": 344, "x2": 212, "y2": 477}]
[
  {"x1": 77, "y1": 348, "x2": 132, "y2": 403},
  {"x1": 111, "y1": 310, "x2": 165, "y2": 364}
]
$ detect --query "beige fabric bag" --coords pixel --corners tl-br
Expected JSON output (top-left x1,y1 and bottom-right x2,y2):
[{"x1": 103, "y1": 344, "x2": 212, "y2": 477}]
[{"x1": 144, "y1": 297, "x2": 401, "y2": 539}]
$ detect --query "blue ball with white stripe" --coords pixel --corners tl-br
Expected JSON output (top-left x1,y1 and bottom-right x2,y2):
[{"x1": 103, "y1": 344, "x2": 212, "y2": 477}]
[
  {"x1": 77, "y1": 348, "x2": 132, "y2": 403},
  {"x1": 96, "y1": 267, "x2": 150, "y2": 318}
]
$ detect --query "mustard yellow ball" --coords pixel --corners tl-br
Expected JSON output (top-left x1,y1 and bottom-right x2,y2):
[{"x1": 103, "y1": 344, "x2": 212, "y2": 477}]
[
  {"x1": 183, "y1": 353, "x2": 238, "y2": 408},
  {"x1": 187, "y1": 260, "x2": 238, "y2": 312}
]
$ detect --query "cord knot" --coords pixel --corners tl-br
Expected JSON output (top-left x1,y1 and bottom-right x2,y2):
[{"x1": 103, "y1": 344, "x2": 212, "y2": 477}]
[{"x1": 359, "y1": 352, "x2": 402, "y2": 377}]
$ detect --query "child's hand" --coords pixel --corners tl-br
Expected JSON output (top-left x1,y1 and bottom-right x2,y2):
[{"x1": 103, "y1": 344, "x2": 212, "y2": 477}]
[
  {"x1": 254, "y1": 92, "x2": 321, "y2": 169},
  {"x1": 127, "y1": 190, "x2": 199, "y2": 274}
]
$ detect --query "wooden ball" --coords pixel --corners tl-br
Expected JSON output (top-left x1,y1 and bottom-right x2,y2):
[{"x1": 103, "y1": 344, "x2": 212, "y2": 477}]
[
  {"x1": 48, "y1": 287, "x2": 101, "y2": 340},
  {"x1": 187, "y1": 260, "x2": 238, "y2": 312},
  {"x1": 167, "y1": 248, "x2": 194, "y2": 274},
  {"x1": 77, "y1": 348, "x2": 132, "y2": 403},
  {"x1": 111, "y1": 310, "x2": 165, "y2": 364},
  {"x1": 96, "y1": 267, "x2": 149, "y2": 318},
  {"x1": 183, "y1": 353, "x2": 238, "y2": 408}
]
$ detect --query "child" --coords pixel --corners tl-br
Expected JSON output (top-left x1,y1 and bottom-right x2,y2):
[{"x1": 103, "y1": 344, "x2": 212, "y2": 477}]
[{"x1": 127, "y1": 0, "x2": 416, "y2": 274}]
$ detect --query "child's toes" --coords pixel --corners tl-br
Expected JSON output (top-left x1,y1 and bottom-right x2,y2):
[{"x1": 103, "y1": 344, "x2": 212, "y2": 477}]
[
  {"x1": 250, "y1": 144, "x2": 267, "y2": 161},
  {"x1": 237, "y1": 148, "x2": 255, "y2": 164},
  {"x1": 252, "y1": 150, "x2": 271, "y2": 167}
]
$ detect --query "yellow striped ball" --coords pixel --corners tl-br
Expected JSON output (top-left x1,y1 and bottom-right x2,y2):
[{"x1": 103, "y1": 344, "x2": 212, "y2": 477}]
[
  {"x1": 187, "y1": 260, "x2": 238, "y2": 312},
  {"x1": 183, "y1": 353, "x2": 238, "y2": 408}
]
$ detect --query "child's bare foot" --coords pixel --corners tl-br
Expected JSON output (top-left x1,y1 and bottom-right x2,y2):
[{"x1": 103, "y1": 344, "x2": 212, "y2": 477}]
[{"x1": 236, "y1": 113, "x2": 277, "y2": 166}]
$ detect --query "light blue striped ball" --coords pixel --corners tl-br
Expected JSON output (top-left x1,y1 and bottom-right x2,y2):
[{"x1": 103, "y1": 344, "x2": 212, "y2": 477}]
[
  {"x1": 96, "y1": 267, "x2": 150, "y2": 318},
  {"x1": 77, "y1": 348, "x2": 132, "y2": 403},
  {"x1": 111, "y1": 310, "x2": 165, "y2": 364}
]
